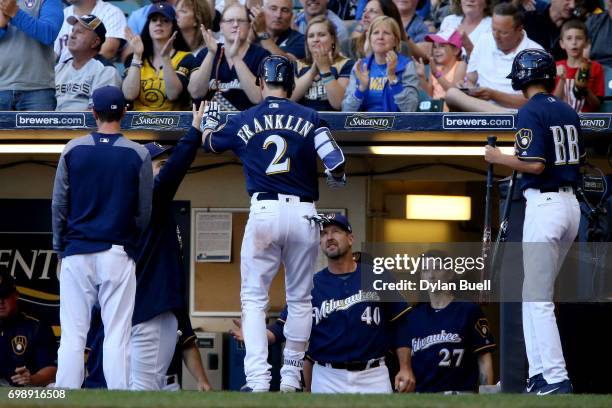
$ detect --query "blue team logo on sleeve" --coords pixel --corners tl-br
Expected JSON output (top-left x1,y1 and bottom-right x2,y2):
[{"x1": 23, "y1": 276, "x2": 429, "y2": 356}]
[{"x1": 515, "y1": 128, "x2": 533, "y2": 151}]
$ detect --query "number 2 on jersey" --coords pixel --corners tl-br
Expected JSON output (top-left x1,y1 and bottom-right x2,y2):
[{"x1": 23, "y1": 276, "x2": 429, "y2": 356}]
[{"x1": 263, "y1": 134, "x2": 290, "y2": 175}]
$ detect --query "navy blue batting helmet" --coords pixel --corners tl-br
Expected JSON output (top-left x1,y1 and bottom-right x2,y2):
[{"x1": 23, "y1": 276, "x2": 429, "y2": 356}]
[
  {"x1": 256, "y1": 55, "x2": 295, "y2": 97},
  {"x1": 507, "y1": 49, "x2": 556, "y2": 91}
]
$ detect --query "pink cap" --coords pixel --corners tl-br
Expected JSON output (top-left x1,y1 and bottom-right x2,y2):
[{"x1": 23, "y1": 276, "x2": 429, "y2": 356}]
[{"x1": 425, "y1": 30, "x2": 462, "y2": 49}]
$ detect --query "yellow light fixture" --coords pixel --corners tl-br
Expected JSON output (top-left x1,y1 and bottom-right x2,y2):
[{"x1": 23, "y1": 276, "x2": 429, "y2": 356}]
[
  {"x1": 0, "y1": 144, "x2": 65, "y2": 154},
  {"x1": 405, "y1": 194, "x2": 471, "y2": 221},
  {"x1": 369, "y1": 146, "x2": 514, "y2": 156}
]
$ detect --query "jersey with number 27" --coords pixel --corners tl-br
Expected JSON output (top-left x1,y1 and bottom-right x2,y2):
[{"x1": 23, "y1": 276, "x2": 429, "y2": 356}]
[
  {"x1": 202, "y1": 96, "x2": 324, "y2": 200},
  {"x1": 515, "y1": 93, "x2": 585, "y2": 191}
]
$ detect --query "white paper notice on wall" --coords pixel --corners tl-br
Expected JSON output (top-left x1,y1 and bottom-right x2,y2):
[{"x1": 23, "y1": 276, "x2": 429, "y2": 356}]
[{"x1": 195, "y1": 211, "x2": 232, "y2": 262}]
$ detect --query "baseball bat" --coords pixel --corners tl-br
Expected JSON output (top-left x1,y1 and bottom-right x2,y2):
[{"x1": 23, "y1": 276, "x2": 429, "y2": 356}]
[
  {"x1": 489, "y1": 171, "x2": 518, "y2": 287},
  {"x1": 479, "y1": 136, "x2": 497, "y2": 304}
]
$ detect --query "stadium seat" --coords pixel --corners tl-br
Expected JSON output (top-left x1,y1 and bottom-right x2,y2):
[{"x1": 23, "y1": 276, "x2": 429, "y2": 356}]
[{"x1": 599, "y1": 65, "x2": 612, "y2": 113}]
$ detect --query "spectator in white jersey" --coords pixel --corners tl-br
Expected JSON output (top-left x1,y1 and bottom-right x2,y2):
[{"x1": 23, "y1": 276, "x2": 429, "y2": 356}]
[
  {"x1": 445, "y1": 2, "x2": 542, "y2": 112},
  {"x1": 0, "y1": 0, "x2": 63, "y2": 111},
  {"x1": 55, "y1": 0, "x2": 127, "y2": 63},
  {"x1": 55, "y1": 15, "x2": 122, "y2": 111}
]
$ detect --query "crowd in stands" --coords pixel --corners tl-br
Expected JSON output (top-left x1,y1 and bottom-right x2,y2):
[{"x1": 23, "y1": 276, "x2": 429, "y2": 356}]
[{"x1": 0, "y1": 0, "x2": 610, "y2": 113}]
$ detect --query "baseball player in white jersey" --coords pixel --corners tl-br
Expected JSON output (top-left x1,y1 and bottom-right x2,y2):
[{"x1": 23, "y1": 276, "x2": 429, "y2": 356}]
[
  {"x1": 200, "y1": 55, "x2": 346, "y2": 392},
  {"x1": 55, "y1": 15, "x2": 122, "y2": 111},
  {"x1": 485, "y1": 49, "x2": 584, "y2": 395},
  {"x1": 54, "y1": 0, "x2": 127, "y2": 63}
]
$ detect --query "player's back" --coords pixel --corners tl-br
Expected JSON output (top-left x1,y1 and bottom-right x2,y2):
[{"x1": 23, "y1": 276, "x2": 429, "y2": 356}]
[
  {"x1": 58, "y1": 132, "x2": 150, "y2": 257},
  {"x1": 517, "y1": 93, "x2": 584, "y2": 191},
  {"x1": 232, "y1": 97, "x2": 321, "y2": 200}
]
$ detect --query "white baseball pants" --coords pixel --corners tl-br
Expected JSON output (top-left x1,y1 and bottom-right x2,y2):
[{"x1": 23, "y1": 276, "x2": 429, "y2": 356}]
[
  {"x1": 56, "y1": 245, "x2": 136, "y2": 389},
  {"x1": 130, "y1": 311, "x2": 178, "y2": 390},
  {"x1": 522, "y1": 188, "x2": 580, "y2": 384},
  {"x1": 311, "y1": 361, "x2": 392, "y2": 393},
  {"x1": 240, "y1": 194, "x2": 318, "y2": 391}
]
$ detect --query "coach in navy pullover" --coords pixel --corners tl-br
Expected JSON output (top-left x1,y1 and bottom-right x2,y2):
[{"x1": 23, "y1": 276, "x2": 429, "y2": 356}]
[
  {"x1": 52, "y1": 86, "x2": 152, "y2": 259},
  {"x1": 133, "y1": 125, "x2": 203, "y2": 325}
]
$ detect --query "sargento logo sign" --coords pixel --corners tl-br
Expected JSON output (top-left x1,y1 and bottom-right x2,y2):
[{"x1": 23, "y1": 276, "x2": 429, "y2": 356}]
[
  {"x1": 443, "y1": 114, "x2": 514, "y2": 130},
  {"x1": 345, "y1": 114, "x2": 395, "y2": 130},
  {"x1": 131, "y1": 114, "x2": 180, "y2": 129},
  {"x1": 579, "y1": 116, "x2": 610, "y2": 131}
]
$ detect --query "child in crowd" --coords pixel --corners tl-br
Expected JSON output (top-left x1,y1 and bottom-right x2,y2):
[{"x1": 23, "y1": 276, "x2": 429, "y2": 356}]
[
  {"x1": 414, "y1": 30, "x2": 466, "y2": 112},
  {"x1": 554, "y1": 19, "x2": 604, "y2": 113}
]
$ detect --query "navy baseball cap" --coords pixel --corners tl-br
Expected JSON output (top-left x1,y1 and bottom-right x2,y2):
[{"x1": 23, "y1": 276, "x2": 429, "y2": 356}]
[
  {"x1": 322, "y1": 214, "x2": 352, "y2": 233},
  {"x1": 147, "y1": 2, "x2": 176, "y2": 21},
  {"x1": 92, "y1": 86, "x2": 126, "y2": 113},
  {"x1": 145, "y1": 142, "x2": 174, "y2": 159},
  {"x1": 0, "y1": 271, "x2": 17, "y2": 299},
  {"x1": 67, "y1": 14, "x2": 107, "y2": 43}
]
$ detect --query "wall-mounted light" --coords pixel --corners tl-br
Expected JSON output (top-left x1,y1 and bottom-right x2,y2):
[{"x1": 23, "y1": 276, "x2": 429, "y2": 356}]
[
  {"x1": 386, "y1": 194, "x2": 472, "y2": 221},
  {"x1": 0, "y1": 144, "x2": 64, "y2": 154},
  {"x1": 369, "y1": 146, "x2": 514, "y2": 156}
]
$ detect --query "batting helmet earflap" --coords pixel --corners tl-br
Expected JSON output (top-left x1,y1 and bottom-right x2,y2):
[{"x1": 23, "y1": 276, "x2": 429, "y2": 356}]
[
  {"x1": 507, "y1": 49, "x2": 556, "y2": 92},
  {"x1": 256, "y1": 55, "x2": 295, "y2": 98}
]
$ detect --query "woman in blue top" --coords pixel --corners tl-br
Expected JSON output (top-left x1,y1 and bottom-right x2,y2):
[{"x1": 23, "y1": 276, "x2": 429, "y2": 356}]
[{"x1": 342, "y1": 16, "x2": 419, "y2": 112}]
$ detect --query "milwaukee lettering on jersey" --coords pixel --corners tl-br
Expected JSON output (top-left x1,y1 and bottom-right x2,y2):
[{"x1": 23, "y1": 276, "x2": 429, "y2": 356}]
[
  {"x1": 411, "y1": 330, "x2": 462, "y2": 352},
  {"x1": 236, "y1": 115, "x2": 314, "y2": 144},
  {"x1": 313, "y1": 290, "x2": 380, "y2": 325}
]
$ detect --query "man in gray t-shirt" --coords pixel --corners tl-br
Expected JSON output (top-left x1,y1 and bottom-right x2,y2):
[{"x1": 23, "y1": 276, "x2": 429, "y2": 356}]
[
  {"x1": 55, "y1": 15, "x2": 122, "y2": 111},
  {"x1": 0, "y1": 0, "x2": 63, "y2": 110}
]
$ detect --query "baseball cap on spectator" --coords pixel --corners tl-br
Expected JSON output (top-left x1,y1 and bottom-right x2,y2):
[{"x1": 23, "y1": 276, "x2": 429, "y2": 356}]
[
  {"x1": 322, "y1": 214, "x2": 352, "y2": 233},
  {"x1": 145, "y1": 142, "x2": 174, "y2": 159},
  {"x1": 92, "y1": 86, "x2": 126, "y2": 113},
  {"x1": 0, "y1": 271, "x2": 17, "y2": 299},
  {"x1": 147, "y1": 2, "x2": 176, "y2": 21},
  {"x1": 425, "y1": 30, "x2": 462, "y2": 49},
  {"x1": 67, "y1": 14, "x2": 107, "y2": 44}
]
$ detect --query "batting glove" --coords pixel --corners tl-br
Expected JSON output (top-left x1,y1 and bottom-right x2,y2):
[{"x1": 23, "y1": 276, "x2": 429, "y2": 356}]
[
  {"x1": 200, "y1": 101, "x2": 221, "y2": 132},
  {"x1": 325, "y1": 169, "x2": 346, "y2": 188},
  {"x1": 304, "y1": 213, "x2": 331, "y2": 227}
]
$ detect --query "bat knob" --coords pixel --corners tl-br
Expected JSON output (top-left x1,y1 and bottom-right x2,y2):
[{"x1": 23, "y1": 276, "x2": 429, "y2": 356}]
[{"x1": 487, "y1": 135, "x2": 497, "y2": 146}]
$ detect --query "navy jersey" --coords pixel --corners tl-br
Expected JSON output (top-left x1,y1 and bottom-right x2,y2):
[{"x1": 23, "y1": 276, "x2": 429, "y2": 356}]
[
  {"x1": 515, "y1": 93, "x2": 585, "y2": 191},
  {"x1": 52, "y1": 133, "x2": 153, "y2": 259},
  {"x1": 296, "y1": 57, "x2": 354, "y2": 111},
  {"x1": 203, "y1": 96, "x2": 325, "y2": 200},
  {"x1": 133, "y1": 127, "x2": 201, "y2": 325},
  {"x1": 404, "y1": 302, "x2": 495, "y2": 393},
  {"x1": 1, "y1": 312, "x2": 57, "y2": 386},
  {"x1": 269, "y1": 263, "x2": 412, "y2": 363},
  {"x1": 276, "y1": 29, "x2": 306, "y2": 60},
  {"x1": 194, "y1": 44, "x2": 270, "y2": 111}
]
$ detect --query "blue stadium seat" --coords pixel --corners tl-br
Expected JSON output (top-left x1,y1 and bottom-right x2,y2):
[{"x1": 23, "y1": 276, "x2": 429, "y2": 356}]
[{"x1": 600, "y1": 65, "x2": 612, "y2": 113}]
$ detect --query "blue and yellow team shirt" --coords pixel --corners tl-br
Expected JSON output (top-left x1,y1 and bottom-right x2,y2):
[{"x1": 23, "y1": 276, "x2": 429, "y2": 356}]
[{"x1": 131, "y1": 51, "x2": 198, "y2": 111}]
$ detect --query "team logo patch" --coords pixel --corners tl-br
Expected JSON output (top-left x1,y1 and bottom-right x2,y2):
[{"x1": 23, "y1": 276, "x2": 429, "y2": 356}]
[
  {"x1": 11, "y1": 335, "x2": 27, "y2": 355},
  {"x1": 24, "y1": 0, "x2": 36, "y2": 9},
  {"x1": 515, "y1": 128, "x2": 533, "y2": 150},
  {"x1": 475, "y1": 318, "x2": 490, "y2": 338}
]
